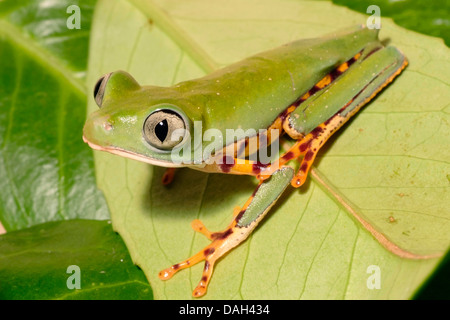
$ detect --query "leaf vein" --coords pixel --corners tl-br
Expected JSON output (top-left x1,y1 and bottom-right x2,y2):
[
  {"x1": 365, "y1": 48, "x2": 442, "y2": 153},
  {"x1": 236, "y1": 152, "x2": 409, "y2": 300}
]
[
  {"x1": 275, "y1": 184, "x2": 315, "y2": 292},
  {"x1": 297, "y1": 206, "x2": 340, "y2": 299}
]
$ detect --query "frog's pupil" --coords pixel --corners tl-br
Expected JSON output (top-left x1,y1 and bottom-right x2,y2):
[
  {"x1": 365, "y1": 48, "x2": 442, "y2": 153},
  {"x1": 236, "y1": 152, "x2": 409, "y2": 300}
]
[{"x1": 155, "y1": 119, "x2": 168, "y2": 142}]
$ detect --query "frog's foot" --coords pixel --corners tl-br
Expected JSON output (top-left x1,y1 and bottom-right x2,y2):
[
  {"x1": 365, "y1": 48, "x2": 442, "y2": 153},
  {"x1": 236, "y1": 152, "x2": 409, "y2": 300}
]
[
  {"x1": 159, "y1": 168, "x2": 293, "y2": 297},
  {"x1": 159, "y1": 208, "x2": 243, "y2": 298},
  {"x1": 161, "y1": 168, "x2": 176, "y2": 185},
  {"x1": 158, "y1": 241, "x2": 217, "y2": 297}
]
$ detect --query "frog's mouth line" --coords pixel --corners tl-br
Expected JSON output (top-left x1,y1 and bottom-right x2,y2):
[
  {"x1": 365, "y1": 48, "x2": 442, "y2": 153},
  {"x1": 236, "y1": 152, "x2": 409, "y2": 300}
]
[{"x1": 82, "y1": 135, "x2": 187, "y2": 168}]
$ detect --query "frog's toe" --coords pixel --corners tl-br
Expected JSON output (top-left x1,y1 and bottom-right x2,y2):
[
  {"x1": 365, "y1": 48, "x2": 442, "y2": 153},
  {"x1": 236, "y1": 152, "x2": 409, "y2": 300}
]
[
  {"x1": 192, "y1": 258, "x2": 216, "y2": 298},
  {"x1": 158, "y1": 267, "x2": 176, "y2": 280},
  {"x1": 191, "y1": 219, "x2": 214, "y2": 239},
  {"x1": 158, "y1": 243, "x2": 219, "y2": 297}
]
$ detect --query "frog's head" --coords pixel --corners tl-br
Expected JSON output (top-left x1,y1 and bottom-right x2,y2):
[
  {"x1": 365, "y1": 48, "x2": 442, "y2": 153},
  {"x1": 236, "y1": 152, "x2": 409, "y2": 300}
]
[{"x1": 83, "y1": 71, "x2": 202, "y2": 167}]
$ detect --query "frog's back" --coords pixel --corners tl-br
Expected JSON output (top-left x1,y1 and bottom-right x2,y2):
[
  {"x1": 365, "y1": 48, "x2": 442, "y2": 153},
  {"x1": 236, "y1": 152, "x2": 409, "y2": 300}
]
[{"x1": 175, "y1": 25, "x2": 380, "y2": 138}]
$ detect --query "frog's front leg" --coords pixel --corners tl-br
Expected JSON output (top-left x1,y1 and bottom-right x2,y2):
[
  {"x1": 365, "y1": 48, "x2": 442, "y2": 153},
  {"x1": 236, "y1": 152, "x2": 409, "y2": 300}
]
[{"x1": 158, "y1": 166, "x2": 294, "y2": 297}]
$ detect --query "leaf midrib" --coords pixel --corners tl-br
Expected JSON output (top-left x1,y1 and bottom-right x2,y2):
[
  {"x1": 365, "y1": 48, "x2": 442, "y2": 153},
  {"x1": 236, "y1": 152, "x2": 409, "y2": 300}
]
[
  {"x1": 310, "y1": 168, "x2": 443, "y2": 259},
  {"x1": 127, "y1": 0, "x2": 220, "y2": 73}
]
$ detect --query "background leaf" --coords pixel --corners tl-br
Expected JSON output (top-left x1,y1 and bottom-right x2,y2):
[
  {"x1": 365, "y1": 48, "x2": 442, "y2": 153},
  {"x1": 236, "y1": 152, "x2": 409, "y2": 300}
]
[
  {"x1": 0, "y1": 0, "x2": 153, "y2": 299},
  {"x1": 331, "y1": 0, "x2": 450, "y2": 47},
  {"x1": 0, "y1": 0, "x2": 95, "y2": 78},
  {"x1": 87, "y1": 0, "x2": 450, "y2": 299},
  {"x1": 0, "y1": 219, "x2": 153, "y2": 299},
  {"x1": 0, "y1": 0, "x2": 109, "y2": 230}
]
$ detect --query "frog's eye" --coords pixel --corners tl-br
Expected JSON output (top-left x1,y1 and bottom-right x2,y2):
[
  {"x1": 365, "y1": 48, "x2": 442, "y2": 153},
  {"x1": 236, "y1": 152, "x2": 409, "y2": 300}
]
[
  {"x1": 93, "y1": 73, "x2": 112, "y2": 108},
  {"x1": 143, "y1": 109, "x2": 188, "y2": 150},
  {"x1": 93, "y1": 71, "x2": 140, "y2": 108}
]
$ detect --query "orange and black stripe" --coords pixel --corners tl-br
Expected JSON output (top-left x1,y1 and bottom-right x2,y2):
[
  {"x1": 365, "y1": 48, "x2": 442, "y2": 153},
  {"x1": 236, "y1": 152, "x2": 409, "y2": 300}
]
[{"x1": 293, "y1": 51, "x2": 363, "y2": 107}]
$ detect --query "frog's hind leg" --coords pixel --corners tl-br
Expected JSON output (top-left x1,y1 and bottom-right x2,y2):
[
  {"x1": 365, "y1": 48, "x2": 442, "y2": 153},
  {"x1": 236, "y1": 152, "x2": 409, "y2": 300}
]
[
  {"x1": 289, "y1": 49, "x2": 408, "y2": 188},
  {"x1": 261, "y1": 46, "x2": 408, "y2": 188},
  {"x1": 159, "y1": 167, "x2": 294, "y2": 297},
  {"x1": 259, "y1": 100, "x2": 379, "y2": 188},
  {"x1": 289, "y1": 118, "x2": 343, "y2": 188},
  {"x1": 254, "y1": 110, "x2": 364, "y2": 188}
]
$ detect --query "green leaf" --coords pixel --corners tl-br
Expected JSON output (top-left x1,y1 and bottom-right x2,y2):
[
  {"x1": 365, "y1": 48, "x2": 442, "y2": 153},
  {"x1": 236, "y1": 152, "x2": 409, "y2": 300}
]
[
  {"x1": 330, "y1": 0, "x2": 450, "y2": 47},
  {"x1": 0, "y1": 219, "x2": 153, "y2": 299},
  {"x1": 87, "y1": 0, "x2": 450, "y2": 299},
  {"x1": 0, "y1": 0, "x2": 154, "y2": 299},
  {"x1": 0, "y1": 0, "x2": 109, "y2": 230},
  {"x1": 0, "y1": 0, "x2": 95, "y2": 78}
]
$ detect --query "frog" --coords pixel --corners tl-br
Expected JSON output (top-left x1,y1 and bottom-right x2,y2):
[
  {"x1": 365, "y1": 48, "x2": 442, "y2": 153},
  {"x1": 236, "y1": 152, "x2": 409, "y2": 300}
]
[{"x1": 83, "y1": 25, "x2": 407, "y2": 297}]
